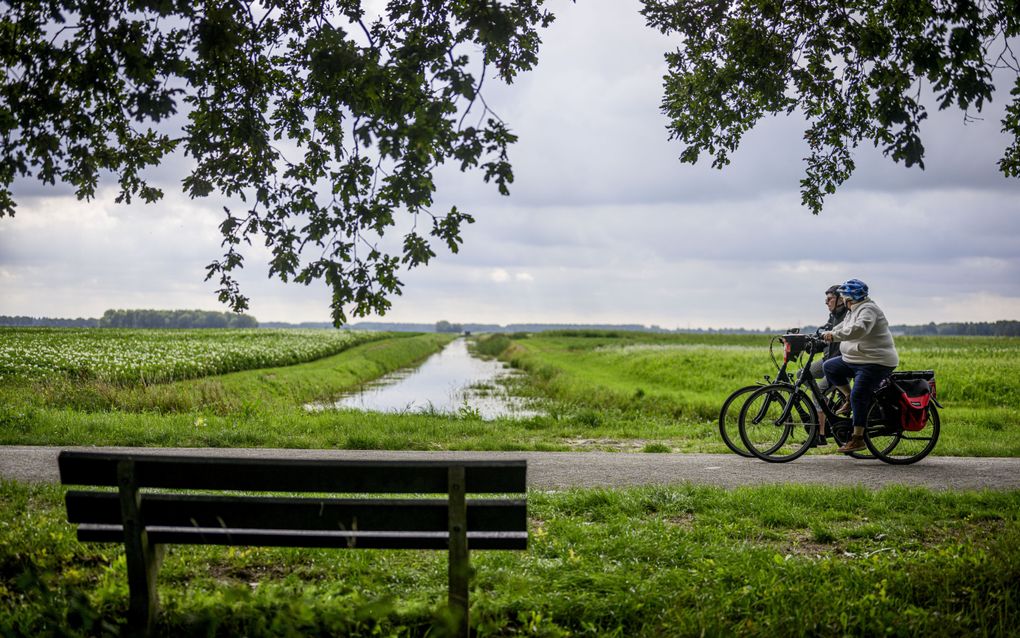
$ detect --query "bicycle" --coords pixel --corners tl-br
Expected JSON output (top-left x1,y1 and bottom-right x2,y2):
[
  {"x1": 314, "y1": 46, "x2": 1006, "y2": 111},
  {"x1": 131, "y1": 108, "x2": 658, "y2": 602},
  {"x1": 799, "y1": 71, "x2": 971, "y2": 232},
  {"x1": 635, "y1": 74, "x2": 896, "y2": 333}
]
[
  {"x1": 718, "y1": 330, "x2": 843, "y2": 457},
  {"x1": 737, "y1": 333, "x2": 942, "y2": 464}
]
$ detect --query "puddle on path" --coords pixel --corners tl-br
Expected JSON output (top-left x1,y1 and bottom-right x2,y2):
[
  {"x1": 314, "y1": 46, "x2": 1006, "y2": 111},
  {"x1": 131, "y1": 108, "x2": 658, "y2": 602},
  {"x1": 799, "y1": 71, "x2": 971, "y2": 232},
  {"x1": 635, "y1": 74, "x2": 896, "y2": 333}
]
[{"x1": 308, "y1": 338, "x2": 541, "y2": 420}]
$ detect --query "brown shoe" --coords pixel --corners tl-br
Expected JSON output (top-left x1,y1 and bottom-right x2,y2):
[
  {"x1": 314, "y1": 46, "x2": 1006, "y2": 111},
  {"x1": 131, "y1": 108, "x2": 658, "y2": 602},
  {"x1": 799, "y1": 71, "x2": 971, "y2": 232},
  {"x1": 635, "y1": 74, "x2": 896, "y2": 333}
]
[{"x1": 838, "y1": 435, "x2": 866, "y2": 454}]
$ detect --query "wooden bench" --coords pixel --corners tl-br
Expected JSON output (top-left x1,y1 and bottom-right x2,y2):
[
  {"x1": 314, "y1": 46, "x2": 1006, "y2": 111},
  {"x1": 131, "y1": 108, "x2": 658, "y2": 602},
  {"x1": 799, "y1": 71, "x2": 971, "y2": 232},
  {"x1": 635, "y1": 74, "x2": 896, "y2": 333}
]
[{"x1": 58, "y1": 451, "x2": 527, "y2": 637}]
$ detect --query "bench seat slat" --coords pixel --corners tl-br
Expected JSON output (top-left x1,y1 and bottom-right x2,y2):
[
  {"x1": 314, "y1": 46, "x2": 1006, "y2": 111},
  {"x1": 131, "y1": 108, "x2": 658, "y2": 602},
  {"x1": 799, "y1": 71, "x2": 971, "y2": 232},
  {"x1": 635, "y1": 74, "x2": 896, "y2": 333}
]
[
  {"x1": 76, "y1": 525, "x2": 528, "y2": 550},
  {"x1": 58, "y1": 452, "x2": 526, "y2": 493},
  {"x1": 66, "y1": 492, "x2": 526, "y2": 532}
]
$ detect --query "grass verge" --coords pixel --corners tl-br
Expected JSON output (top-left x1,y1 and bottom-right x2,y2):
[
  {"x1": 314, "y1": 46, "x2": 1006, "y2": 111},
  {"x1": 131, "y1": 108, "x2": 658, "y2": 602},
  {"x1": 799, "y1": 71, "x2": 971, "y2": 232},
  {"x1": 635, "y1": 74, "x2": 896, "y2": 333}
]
[{"x1": 3, "y1": 480, "x2": 1017, "y2": 636}]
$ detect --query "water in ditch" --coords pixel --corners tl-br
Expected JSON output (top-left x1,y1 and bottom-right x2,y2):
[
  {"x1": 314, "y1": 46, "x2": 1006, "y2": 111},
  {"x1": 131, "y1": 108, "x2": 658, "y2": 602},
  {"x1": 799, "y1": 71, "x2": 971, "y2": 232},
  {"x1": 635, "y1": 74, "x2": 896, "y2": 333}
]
[{"x1": 308, "y1": 338, "x2": 540, "y2": 420}]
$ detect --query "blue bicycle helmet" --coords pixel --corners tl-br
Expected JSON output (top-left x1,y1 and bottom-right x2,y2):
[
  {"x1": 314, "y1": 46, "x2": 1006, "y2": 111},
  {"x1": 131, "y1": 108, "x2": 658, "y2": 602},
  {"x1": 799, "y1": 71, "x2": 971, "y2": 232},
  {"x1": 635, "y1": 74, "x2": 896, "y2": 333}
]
[{"x1": 836, "y1": 278, "x2": 869, "y2": 302}]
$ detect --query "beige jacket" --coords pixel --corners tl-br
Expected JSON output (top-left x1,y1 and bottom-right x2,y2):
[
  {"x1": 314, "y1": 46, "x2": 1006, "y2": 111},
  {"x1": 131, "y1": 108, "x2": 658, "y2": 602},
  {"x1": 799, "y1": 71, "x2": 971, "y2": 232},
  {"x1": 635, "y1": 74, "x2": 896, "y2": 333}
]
[{"x1": 829, "y1": 298, "x2": 899, "y2": 367}]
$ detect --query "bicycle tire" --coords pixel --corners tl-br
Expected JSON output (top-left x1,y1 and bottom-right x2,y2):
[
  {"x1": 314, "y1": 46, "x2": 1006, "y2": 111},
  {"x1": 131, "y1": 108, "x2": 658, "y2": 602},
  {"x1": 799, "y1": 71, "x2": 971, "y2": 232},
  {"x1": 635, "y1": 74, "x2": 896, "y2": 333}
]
[
  {"x1": 738, "y1": 384, "x2": 817, "y2": 463},
  {"x1": 718, "y1": 385, "x2": 759, "y2": 457},
  {"x1": 865, "y1": 403, "x2": 941, "y2": 465}
]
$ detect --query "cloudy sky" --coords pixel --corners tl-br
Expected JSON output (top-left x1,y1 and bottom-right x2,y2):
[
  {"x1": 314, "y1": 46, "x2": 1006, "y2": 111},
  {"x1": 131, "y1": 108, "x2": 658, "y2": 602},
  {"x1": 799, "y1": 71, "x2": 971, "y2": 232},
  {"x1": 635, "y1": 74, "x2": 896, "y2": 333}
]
[{"x1": 2, "y1": 0, "x2": 1019, "y2": 329}]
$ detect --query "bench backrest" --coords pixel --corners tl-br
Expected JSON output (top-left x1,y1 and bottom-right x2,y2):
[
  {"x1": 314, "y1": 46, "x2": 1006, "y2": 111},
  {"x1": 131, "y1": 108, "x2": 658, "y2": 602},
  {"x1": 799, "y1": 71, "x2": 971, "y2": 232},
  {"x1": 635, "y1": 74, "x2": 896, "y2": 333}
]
[{"x1": 59, "y1": 451, "x2": 527, "y2": 550}]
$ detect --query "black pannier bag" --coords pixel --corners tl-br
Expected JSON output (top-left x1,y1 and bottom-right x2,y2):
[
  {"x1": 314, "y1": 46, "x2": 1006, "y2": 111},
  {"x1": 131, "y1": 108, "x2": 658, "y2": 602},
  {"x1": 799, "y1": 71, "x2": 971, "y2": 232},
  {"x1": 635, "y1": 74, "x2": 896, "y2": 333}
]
[{"x1": 881, "y1": 371, "x2": 936, "y2": 432}]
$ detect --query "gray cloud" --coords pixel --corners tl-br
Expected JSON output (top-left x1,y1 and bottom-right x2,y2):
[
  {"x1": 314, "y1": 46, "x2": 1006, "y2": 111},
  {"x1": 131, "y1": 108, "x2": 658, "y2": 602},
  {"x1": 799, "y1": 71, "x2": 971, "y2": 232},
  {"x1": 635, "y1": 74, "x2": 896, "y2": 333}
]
[{"x1": 2, "y1": 0, "x2": 1018, "y2": 327}]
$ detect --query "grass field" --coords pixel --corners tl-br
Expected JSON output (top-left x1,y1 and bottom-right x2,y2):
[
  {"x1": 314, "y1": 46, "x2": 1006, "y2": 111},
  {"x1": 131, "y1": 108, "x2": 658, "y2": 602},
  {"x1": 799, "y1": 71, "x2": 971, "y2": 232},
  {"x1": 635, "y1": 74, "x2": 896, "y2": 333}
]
[
  {"x1": 3, "y1": 480, "x2": 1017, "y2": 636},
  {"x1": 490, "y1": 331, "x2": 1020, "y2": 457},
  {"x1": 2, "y1": 327, "x2": 1019, "y2": 635},
  {"x1": 0, "y1": 327, "x2": 381, "y2": 384},
  {"x1": 1, "y1": 328, "x2": 1018, "y2": 455}
]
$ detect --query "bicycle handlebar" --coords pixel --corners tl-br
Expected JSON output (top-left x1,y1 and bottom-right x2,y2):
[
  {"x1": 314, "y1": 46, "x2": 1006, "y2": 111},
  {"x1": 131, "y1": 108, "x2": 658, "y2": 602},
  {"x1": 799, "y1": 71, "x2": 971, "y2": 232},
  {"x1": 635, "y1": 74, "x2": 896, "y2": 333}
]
[{"x1": 768, "y1": 332, "x2": 827, "y2": 372}]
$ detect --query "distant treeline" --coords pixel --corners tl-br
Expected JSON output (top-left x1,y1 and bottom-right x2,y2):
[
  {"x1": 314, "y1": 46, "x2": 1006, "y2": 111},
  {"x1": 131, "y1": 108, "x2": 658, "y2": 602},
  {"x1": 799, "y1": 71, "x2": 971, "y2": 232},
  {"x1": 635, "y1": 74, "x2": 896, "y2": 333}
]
[
  {"x1": 2, "y1": 315, "x2": 1019, "y2": 336},
  {"x1": 0, "y1": 309, "x2": 257, "y2": 329},
  {"x1": 0, "y1": 315, "x2": 99, "y2": 327},
  {"x1": 891, "y1": 320, "x2": 1020, "y2": 337},
  {"x1": 223, "y1": 319, "x2": 1020, "y2": 336},
  {"x1": 343, "y1": 322, "x2": 658, "y2": 333}
]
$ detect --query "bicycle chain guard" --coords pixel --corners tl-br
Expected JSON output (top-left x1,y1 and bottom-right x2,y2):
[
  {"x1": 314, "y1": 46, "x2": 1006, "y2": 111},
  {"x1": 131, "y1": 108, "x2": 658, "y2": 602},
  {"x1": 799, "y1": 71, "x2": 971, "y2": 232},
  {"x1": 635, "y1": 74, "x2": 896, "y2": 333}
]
[{"x1": 829, "y1": 419, "x2": 853, "y2": 444}]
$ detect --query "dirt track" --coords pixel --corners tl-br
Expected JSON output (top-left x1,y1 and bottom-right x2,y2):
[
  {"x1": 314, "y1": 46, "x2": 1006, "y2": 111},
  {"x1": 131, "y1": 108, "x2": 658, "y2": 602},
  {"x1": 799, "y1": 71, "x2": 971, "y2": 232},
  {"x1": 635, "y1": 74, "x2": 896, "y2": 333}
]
[{"x1": 3, "y1": 446, "x2": 1019, "y2": 491}]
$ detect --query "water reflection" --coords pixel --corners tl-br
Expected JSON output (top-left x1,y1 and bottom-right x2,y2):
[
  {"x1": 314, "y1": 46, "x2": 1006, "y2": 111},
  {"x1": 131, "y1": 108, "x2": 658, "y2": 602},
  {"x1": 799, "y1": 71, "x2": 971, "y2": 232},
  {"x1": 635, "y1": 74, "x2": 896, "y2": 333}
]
[{"x1": 310, "y1": 338, "x2": 540, "y2": 420}]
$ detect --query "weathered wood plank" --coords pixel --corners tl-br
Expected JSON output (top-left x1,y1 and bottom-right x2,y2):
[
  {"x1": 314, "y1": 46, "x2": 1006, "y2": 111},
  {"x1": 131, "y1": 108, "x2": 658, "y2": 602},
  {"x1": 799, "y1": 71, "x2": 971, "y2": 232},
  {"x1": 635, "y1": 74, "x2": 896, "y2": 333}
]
[
  {"x1": 117, "y1": 461, "x2": 162, "y2": 637},
  {"x1": 59, "y1": 452, "x2": 527, "y2": 493},
  {"x1": 65, "y1": 492, "x2": 527, "y2": 532},
  {"x1": 76, "y1": 525, "x2": 528, "y2": 550},
  {"x1": 448, "y1": 465, "x2": 469, "y2": 638}
]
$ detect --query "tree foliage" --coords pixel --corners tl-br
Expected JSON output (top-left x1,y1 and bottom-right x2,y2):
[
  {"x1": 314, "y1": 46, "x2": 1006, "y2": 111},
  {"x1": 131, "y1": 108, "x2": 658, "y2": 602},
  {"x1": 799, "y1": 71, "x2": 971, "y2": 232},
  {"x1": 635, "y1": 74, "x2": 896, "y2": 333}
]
[
  {"x1": 98, "y1": 308, "x2": 258, "y2": 328},
  {"x1": 641, "y1": 0, "x2": 1020, "y2": 212},
  {"x1": 0, "y1": 0, "x2": 553, "y2": 324},
  {"x1": 435, "y1": 319, "x2": 463, "y2": 332}
]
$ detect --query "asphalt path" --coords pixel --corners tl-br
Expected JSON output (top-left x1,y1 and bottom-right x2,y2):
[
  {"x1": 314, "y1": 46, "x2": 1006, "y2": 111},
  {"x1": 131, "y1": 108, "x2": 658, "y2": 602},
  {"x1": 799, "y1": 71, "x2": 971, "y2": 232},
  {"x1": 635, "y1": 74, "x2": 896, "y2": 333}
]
[{"x1": 3, "y1": 446, "x2": 1019, "y2": 491}]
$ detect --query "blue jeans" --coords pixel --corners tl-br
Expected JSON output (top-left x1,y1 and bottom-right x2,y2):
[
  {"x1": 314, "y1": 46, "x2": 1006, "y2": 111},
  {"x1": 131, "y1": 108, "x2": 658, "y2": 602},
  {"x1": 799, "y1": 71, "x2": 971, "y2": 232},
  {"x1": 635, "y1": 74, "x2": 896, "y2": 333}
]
[{"x1": 822, "y1": 356, "x2": 895, "y2": 430}]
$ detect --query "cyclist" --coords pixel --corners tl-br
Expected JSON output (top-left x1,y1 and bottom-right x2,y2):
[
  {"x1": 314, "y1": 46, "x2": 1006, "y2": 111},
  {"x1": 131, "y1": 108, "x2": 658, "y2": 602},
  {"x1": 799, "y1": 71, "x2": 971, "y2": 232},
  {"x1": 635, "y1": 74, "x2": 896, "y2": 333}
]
[
  {"x1": 821, "y1": 279, "x2": 899, "y2": 453},
  {"x1": 806, "y1": 285, "x2": 848, "y2": 444}
]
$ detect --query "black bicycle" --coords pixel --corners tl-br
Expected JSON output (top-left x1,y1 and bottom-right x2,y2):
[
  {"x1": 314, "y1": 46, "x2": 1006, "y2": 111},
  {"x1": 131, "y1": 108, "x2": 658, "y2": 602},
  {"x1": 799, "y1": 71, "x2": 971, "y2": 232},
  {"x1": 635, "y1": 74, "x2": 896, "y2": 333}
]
[
  {"x1": 718, "y1": 330, "x2": 843, "y2": 457},
  {"x1": 737, "y1": 334, "x2": 942, "y2": 464}
]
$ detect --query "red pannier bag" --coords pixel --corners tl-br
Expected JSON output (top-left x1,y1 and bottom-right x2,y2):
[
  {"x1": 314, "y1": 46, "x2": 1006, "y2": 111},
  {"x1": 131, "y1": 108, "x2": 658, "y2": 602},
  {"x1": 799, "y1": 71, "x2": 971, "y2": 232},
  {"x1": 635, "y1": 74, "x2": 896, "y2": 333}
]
[{"x1": 889, "y1": 371, "x2": 936, "y2": 432}]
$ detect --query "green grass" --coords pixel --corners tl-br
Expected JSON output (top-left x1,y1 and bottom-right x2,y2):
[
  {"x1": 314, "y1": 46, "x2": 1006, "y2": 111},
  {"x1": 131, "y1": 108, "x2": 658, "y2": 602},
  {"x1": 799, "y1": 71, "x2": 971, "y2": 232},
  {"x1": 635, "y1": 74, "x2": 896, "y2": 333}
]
[
  {"x1": 4, "y1": 480, "x2": 1017, "y2": 636},
  {"x1": 494, "y1": 331, "x2": 1020, "y2": 457},
  {"x1": 1, "y1": 329, "x2": 1018, "y2": 455},
  {"x1": 0, "y1": 332, "x2": 469, "y2": 448},
  {"x1": 4, "y1": 330, "x2": 1019, "y2": 635}
]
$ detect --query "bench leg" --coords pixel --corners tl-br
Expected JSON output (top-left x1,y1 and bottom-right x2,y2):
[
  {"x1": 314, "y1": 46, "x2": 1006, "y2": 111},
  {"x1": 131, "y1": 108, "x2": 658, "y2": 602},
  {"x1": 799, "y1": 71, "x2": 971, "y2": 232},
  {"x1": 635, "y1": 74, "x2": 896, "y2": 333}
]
[
  {"x1": 448, "y1": 466, "x2": 469, "y2": 638},
  {"x1": 118, "y1": 461, "x2": 163, "y2": 637}
]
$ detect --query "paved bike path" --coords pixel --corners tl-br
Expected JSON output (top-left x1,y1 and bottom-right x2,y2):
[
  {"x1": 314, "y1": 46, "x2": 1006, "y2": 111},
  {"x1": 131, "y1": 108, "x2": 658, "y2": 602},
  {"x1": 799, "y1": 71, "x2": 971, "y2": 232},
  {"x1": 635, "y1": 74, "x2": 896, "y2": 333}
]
[{"x1": 3, "y1": 446, "x2": 1019, "y2": 491}]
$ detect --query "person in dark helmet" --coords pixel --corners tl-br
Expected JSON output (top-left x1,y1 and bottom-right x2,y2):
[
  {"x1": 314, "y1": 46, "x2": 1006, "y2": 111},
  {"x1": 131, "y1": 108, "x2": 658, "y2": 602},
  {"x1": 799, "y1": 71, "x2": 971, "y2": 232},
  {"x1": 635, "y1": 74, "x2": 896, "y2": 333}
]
[
  {"x1": 805, "y1": 285, "x2": 848, "y2": 445},
  {"x1": 821, "y1": 279, "x2": 899, "y2": 453}
]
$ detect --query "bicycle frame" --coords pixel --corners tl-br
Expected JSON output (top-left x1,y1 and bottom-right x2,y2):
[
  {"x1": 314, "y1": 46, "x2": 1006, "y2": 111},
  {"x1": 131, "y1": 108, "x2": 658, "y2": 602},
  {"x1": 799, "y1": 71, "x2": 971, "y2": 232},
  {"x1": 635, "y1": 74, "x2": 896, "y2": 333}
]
[{"x1": 749, "y1": 335, "x2": 842, "y2": 427}]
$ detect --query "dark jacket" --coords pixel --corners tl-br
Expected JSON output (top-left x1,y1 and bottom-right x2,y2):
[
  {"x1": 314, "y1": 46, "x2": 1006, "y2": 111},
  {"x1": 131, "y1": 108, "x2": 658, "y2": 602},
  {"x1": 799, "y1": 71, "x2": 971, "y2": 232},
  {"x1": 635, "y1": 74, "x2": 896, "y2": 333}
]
[{"x1": 822, "y1": 305, "x2": 849, "y2": 360}]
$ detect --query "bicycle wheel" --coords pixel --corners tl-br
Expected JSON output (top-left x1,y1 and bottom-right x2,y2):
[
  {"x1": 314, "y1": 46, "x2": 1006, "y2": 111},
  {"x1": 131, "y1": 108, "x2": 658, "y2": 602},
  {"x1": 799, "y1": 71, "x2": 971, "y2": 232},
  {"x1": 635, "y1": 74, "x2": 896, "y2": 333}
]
[
  {"x1": 718, "y1": 385, "x2": 759, "y2": 457},
  {"x1": 864, "y1": 403, "x2": 941, "y2": 465},
  {"x1": 738, "y1": 384, "x2": 817, "y2": 463}
]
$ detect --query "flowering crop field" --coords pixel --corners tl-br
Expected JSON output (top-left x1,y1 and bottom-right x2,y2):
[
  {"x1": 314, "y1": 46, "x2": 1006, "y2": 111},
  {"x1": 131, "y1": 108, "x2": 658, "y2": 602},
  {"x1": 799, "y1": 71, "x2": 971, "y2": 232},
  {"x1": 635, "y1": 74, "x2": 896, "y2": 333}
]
[{"x1": 0, "y1": 328, "x2": 377, "y2": 384}]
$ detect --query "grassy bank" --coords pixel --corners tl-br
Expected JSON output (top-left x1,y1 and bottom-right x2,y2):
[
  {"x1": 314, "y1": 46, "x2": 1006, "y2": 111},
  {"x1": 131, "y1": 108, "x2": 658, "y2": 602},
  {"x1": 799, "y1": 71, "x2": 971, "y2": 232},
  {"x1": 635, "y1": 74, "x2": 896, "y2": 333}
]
[
  {"x1": 493, "y1": 332, "x2": 1020, "y2": 457},
  {"x1": 1, "y1": 329, "x2": 1018, "y2": 455},
  {"x1": 0, "y1": 333, "x2": 460, "y2": 448},
  {"x1": 4, "y1": 480, "x2": 1017, "y2": 636}
]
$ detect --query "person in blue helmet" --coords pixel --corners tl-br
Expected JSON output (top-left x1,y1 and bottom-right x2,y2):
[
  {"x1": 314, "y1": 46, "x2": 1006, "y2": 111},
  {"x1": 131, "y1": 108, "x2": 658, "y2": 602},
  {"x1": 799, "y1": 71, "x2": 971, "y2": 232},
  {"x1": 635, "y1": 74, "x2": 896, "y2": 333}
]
[{"x1": 821, "y1": 279, "x2": 899, "y2": 453}]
